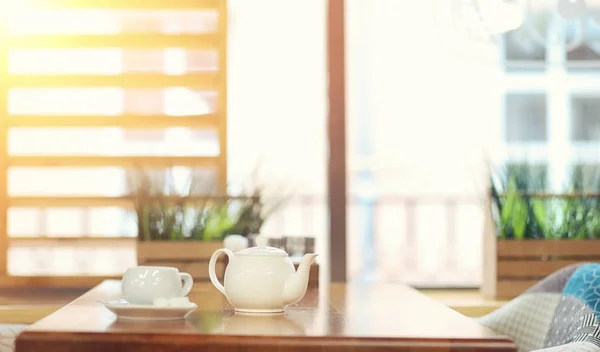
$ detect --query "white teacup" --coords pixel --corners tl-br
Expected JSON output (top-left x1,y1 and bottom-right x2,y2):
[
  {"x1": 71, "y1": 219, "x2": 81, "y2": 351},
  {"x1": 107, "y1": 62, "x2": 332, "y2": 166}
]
[{"x1": 121, "y1": 266, "x2": 193, "y2": 305}]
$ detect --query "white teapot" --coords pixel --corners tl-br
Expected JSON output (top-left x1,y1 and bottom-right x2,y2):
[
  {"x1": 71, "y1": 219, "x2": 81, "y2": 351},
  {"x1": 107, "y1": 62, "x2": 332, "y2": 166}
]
[{"x1": 208, "y1": 235, "x2": 318, "y2": 313}]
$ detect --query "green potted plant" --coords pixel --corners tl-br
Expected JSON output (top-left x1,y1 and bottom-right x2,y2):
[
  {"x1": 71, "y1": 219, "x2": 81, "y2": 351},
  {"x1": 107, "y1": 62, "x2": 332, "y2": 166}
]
[
  {"x1": 482, "y1": 162, "x2": 600, "y2": 299},
  {"x1": 126, "y1": 167, "x2": 285, "y2": 281}
]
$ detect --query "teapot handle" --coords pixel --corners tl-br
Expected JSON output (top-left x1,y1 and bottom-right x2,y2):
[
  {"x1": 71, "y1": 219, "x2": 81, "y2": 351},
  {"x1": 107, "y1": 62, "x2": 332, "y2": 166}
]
[{"x1": 209, "y1": 248, "x2": 234, "y2": 295}]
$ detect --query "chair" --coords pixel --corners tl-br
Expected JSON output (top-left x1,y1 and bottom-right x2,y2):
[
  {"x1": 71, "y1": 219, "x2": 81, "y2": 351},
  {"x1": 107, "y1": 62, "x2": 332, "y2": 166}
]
[{"x1": 477, "y1": 263, "x2": 600, "y2": 352}]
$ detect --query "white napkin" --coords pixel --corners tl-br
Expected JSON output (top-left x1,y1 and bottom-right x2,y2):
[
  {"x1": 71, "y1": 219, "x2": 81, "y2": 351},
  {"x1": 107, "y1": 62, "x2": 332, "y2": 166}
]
[{"x1": 152, "y1": 297, "x2": 192, "y2": 307}]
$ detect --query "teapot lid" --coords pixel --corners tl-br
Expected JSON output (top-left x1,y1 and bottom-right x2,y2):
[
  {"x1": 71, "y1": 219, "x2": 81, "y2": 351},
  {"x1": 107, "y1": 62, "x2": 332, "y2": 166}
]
[{"x1": 236, "y1": 235, "x2": 287, "y2": 257}]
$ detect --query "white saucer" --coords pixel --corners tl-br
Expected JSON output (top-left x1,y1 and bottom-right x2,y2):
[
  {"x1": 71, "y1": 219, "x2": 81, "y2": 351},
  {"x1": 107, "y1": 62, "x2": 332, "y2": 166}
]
[{"x1": 102, "y1": 299, "x2": 198, "y2": 321}]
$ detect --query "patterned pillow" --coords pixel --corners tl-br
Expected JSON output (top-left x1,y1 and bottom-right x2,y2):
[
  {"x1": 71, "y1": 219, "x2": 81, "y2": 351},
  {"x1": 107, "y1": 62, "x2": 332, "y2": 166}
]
[{"x1": 477, "y1": 263, "x2": 600, "y2": 352}]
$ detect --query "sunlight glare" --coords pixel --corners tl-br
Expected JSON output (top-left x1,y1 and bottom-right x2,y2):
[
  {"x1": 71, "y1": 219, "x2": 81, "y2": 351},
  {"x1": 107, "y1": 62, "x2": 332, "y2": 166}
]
[
  {"x1": 477, "y1": 0, "x2": 524, "y2": 34},
  {"x1": 0, "y1": 0, "x2": 33, "y2": 13}
]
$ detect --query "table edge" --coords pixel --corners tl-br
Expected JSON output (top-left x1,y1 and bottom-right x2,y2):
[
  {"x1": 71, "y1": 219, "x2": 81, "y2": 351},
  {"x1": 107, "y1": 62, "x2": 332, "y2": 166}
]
[{"x1": 16, "y1": 330, "x2": 517, "y2": 349}]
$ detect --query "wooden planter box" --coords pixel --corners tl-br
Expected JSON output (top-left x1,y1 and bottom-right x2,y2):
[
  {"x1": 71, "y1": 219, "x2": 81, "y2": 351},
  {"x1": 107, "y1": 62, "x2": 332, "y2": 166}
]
[
  {"x1": 137, "y1": 241, "x2": 226, "y2": 282},
  {"x1": 482, "y1": 238, "x2": 600, "y2": 299},
  {"x1": 481, "y1": 192, "x2": 600, "y2": 299}
]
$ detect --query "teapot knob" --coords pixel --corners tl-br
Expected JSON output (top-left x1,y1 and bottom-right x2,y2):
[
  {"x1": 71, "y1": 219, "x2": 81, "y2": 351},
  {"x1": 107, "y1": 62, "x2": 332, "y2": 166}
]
[{"x1": 255, "y1": 235, "x2": 268, "y2": 248}]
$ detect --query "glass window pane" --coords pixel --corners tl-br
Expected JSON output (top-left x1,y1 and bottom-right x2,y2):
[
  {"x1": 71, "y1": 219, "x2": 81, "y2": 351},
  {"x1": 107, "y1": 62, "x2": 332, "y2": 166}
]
[
  {"x1": 8, "y1": 207, "x2": 137, "y2": 237},
  {"x1": 8, "y1": 10, "x2": 217, "y2": 35},
  {"x1": 501, "y1": 162, "x2": 549, "y2": 192},
  {"x1": 8, "y1": 167, "x2": 217, "y2": 196},
  {"x1": 46, "y1": 209, "x2": 86, "y2": 236},
  {"x1": 8, "y1": 88, "x2": 216, "y2": 116},
  {"x1": 8, "y1": 243, "x2": 136, "y2": 275},
  {"x1": 8, "y1": 208, "x2": 40, "y2": 236},
  {"x1": 8, "y1": 128, "x2": 219, "y2": 156},
  {"x1": 499, "y1": 5, "x2": 550, "y2": 72},
  {"x1": 566, "y1": 18, "x2": 600, "y2": 66},
  {"x1": 505, "y1": 93, "x2": 547, "y2": 142},
  {"x1": 9, "y1": 49, "x2": 217, "y2": 75},
  {"x1": 571, "y1": 164, "x2": 600, "y2": 191},
  {"x1": 571, "y1": 95, "x2": 600, "y2": 141},
  {"x1": 9, "y1": 167, "x2": 123, "y2": 196},
  {"x1": 567, "y1": 45, "x2": 600, "y2": 62},
  {"x1": 89, "y1": 207, "x2": 137, "y2": 236},
  {"x1": 503, "y1": 29, "x2": 546, "y2": 63}
]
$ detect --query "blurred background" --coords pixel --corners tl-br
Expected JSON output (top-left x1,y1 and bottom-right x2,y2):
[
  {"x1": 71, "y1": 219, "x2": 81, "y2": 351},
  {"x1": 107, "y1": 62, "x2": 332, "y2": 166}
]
[{"x1": 3, "y1": 0, "x2": 600, "y2": 289}]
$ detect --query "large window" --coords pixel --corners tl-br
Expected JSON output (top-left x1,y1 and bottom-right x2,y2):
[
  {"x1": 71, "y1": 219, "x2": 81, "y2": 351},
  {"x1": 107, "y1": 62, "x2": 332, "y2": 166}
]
[
  {"x1": 0, "y1": 0, "x2": 328, "y2": 285},
  {"x1": 1, "y1": 2, "x2": 227, "y2": 280},
  {"x1": 345, "y1": 0, "x2": 494, "y2": 286},
  {"x1": 345, "y1": 0, "x2": 600, "y2": 287}
]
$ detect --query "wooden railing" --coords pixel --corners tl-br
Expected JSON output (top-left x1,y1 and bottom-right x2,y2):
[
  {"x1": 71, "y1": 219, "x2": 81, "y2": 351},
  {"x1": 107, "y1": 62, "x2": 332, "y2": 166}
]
[
  {"x1": 0, "y1": 193, "x2": 485, "y2": 288},
  {"x1": 268, "y1": 194, "x2": 484, "y2": 288},
  {"x1": 0, "y1": 0, "x2": 228, "y2": 286}
]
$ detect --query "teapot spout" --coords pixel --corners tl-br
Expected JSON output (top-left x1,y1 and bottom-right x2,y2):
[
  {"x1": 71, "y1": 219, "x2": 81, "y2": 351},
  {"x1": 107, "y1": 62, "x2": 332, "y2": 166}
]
[{"x1": 283, "y1": 253, "x2": 318, "y2": 306}]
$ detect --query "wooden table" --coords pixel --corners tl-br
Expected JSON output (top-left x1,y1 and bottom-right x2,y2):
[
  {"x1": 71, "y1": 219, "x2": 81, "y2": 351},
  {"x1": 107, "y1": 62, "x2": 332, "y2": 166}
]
[{"x1": 16, "y1": 280, "x2": 516, "y2": 352}]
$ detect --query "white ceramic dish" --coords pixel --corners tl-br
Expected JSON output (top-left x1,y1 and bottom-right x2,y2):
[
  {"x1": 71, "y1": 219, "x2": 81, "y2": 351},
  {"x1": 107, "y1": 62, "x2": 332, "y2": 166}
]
[{"x1": 102, "y1": 299, "x2": 198, "y2": 321}]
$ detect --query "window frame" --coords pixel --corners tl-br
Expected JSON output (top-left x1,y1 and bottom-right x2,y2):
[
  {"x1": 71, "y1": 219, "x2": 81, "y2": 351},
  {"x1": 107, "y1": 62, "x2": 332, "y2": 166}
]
[{"x1": 0, "y1": 0, "x2": 227, "y2": 287}]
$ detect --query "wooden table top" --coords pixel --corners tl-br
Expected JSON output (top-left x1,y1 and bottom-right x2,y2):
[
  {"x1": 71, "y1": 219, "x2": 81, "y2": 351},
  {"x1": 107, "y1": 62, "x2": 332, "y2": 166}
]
[{"x1": 16, "y1": 280, "x2": 516, "y2": 352}]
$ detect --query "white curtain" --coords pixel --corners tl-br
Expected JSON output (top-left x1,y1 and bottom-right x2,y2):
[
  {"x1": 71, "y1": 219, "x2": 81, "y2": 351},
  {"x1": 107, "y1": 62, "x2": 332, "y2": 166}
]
[
  {"x1": 345, "y1": 0, "x2": 499, "y2": 286},
  {"x1": 227, "y1": 0, "x2": 328, "y2": 252},
  {"x1": 228, "y1": 0, "x2": 500, "y2": 286}
]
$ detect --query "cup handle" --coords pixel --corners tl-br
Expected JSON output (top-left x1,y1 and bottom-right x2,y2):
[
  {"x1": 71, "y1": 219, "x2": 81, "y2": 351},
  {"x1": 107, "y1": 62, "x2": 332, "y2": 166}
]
[
  {"x1": 179, "y1": 272, "x2": 193, "y2": 297},
  {"x1": 209, "y1": 248, "x2": 234, "y2": 295}
]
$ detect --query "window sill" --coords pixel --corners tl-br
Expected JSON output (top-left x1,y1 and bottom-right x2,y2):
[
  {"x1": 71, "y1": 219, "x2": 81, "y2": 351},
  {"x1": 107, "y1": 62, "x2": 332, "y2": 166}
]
[{"x1": 419, "y1": 288, "x2": 507, "y2": 317}]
